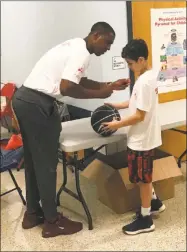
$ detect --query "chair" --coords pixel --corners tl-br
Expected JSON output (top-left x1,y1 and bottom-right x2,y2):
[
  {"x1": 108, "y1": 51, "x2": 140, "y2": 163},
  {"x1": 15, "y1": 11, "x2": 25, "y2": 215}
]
[
  {"x1": 1, "y1": 84, "x2": 25, "y2": 204},
  {"x1": 0, "y1": 83, "x2": 16, "y2": 132},
  {"x1": 0, "y1": 138, "x2": 26, "y2": 205}
]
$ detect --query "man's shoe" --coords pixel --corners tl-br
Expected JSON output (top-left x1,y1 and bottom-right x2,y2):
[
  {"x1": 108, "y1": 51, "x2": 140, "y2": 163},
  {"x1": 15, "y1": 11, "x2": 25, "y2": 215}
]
[
  {"x1": 42, "y1": 213, "x2": 83, "y2": 238},
  {"x1": 22, "y1": 209, "x2": 44, "y2": 229}
]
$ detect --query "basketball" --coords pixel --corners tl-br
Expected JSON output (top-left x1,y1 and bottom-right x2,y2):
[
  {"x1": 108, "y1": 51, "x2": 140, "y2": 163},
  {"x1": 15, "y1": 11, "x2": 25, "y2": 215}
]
[{"x1": 91, "y1": 104, "x2": 121, "y2": 137}]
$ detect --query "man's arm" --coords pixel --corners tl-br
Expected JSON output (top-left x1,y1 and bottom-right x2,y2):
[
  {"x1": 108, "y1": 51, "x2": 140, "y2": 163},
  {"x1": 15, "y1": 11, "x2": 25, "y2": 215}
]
[
  {"x1": 60, "y1": 49, "x2": 113, "y2": 98},
  {"x1": 80, "y1": 77, "x2": 130, "y2": 91},
  {"x1": 60, "y1": 79, "x2": 113, "y2": 99},
  {"x1": 60, "y1": 46, "x2": 128, "y2": 98},
  {"x1": 80, "y1": 77, "x2": 110, "y2": 90}
]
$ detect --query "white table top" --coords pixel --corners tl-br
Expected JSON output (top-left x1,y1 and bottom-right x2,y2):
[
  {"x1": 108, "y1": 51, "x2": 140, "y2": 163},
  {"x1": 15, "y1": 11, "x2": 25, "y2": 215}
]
[{"x1": 59, "y1": 99, "x2": 186, "y2": 152}]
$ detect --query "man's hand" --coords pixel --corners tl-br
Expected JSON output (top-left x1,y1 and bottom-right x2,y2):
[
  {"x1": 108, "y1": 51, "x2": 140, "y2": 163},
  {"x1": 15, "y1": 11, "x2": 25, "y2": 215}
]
[{"x1": 110, "y1": 78, "x2": 130, "y2": 91}]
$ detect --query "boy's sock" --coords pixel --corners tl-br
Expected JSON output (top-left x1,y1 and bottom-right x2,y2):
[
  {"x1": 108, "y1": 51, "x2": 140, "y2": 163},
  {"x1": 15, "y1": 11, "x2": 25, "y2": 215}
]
[{"x1": 141, "y1": 207, "x2": 151, "y2": 216}]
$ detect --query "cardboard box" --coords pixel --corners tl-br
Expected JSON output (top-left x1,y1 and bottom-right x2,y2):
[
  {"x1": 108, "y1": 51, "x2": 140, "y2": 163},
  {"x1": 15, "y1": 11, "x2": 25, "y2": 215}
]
[
  {"x1": 82, "y1": 156, "x2": 182, "y2": 214},
  {"x1": 159, "y1": 126, "x2": 187, "y2": 161}
]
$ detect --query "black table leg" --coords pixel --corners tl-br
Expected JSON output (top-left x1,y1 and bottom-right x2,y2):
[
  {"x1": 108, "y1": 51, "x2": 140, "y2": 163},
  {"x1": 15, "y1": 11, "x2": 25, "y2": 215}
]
[
  {"x1": 177, "y1": 149, "x2": 187, "y2": 168},
  {"x1": 56, "y1": 150, "x2": 93, "y2": 230},
  {"x1": 74, "y1": 154, "x2": 93, "y2": 230}
]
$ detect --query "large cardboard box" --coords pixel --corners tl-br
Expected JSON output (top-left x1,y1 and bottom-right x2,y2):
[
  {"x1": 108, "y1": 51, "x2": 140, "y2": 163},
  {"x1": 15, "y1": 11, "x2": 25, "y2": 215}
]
[
  {"x1": 82, "y1": 156, "x2": 182, "y2": 214},
  {"x1": 159, "y1": 126, "x2": 187, "y2": 161}
]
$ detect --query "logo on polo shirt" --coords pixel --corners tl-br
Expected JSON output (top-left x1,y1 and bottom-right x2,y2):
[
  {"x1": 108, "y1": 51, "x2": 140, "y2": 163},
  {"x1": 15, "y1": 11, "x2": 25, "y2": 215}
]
[
  {"x1": 52, "y1": 86, "x2": 59, "y2": 94},
  {"x1": 75, "y1": 67, "x2": 85, "y2": 82},
  {"x1": 78, "y1": 67, "x2": 84, "y2": 73}
]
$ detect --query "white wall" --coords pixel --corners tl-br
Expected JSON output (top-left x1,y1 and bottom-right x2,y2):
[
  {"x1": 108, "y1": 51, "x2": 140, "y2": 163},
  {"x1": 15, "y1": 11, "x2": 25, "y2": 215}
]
[{"x1": 1, "y1": 1, "x2": 129, "y2": 111}]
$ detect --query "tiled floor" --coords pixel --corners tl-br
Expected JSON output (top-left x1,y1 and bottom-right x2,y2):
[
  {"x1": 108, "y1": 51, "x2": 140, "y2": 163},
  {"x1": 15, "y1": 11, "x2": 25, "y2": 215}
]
[{"x1": 1, "y1": 157, "x2": 186, "y2": 251}]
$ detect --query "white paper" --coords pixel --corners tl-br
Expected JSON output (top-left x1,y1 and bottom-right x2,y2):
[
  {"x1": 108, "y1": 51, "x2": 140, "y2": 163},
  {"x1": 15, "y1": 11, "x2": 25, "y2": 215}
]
[{"x1": 112, "y1": 56, "x2": 126, "y2": 70}]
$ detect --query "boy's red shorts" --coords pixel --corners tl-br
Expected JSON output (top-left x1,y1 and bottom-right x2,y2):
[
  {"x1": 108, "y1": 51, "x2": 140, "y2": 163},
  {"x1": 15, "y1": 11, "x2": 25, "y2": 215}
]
[{"x1": 127, "y1": 147, "x2": 155, "y2": 184}]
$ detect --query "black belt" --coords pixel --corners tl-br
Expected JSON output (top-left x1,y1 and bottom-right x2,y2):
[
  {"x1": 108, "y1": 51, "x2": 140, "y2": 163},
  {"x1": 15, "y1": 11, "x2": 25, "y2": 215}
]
[{"x1": 15, "y1": 86, "x2": 56, "y2": 107}]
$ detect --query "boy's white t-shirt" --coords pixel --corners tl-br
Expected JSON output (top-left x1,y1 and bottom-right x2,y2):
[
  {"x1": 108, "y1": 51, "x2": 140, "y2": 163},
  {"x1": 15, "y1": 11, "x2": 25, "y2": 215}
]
[
  {"x1": 24, "y1": 38, "x2": 91, "y2": 98},
  {"x1": 127, "y1": 69, "x2": 162, "y2": 151}
]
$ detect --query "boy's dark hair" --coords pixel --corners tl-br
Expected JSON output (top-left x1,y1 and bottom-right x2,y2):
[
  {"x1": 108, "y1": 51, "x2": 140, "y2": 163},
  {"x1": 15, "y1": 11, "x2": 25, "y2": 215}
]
[
  {"x1": 90, "y1": 22, "x2": 115, "y2": 36},
  {"x1": 121, "y1": 39, "x2": 148, "y2": 61}
]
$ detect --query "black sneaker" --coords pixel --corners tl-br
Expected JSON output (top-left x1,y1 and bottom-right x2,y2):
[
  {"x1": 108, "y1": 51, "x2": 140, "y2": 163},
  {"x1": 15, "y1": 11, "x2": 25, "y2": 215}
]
[
  {"x1": 122, "y1": 214, "x2": 155, "y2": 235},
  {"x1": 151, "y1": 198, "x2": 166, "y2": 214},
  {"x1": 133, "y1": 198, "x2": 166, "y2": 220}
]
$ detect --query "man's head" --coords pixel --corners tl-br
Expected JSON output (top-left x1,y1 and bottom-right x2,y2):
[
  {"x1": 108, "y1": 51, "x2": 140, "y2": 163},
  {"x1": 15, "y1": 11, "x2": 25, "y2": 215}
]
[
  {"x1": 86, "y1": 22, "x2": 115, "y2": 56},
  {"x1": 121, "y1": 39, "x2": 148, "y2": 74}
]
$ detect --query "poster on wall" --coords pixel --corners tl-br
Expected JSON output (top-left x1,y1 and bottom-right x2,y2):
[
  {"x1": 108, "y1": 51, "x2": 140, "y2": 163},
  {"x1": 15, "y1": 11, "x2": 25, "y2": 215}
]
[
  {"x1": 112, "y1": 56, "x2": 126, "y2": 70},
  {"x1": 151, "y1": 8, "x2": 186, "y2": 94}
]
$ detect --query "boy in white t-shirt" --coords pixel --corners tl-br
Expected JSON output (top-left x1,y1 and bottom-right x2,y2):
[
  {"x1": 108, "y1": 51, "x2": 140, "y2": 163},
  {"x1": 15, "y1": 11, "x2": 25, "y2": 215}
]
[{"x1": 102, "y1": 39, "x2": 166, "y2": 235}]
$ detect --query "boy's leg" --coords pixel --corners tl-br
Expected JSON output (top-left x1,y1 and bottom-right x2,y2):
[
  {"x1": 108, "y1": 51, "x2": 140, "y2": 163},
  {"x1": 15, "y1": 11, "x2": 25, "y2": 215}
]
[
  {"x1": 139, "y1": 182, "x2": 152, "y2": 216},
  {"x1": 133, "y1": 185, "x2": 166, "y2": 218},
  {"x1": 122, "y1": 148, "x2": 155, "y2": 235}
]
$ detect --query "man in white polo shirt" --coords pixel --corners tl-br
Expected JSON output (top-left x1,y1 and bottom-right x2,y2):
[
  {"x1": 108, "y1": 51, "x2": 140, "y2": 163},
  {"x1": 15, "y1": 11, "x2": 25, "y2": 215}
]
[{"x1": 12, "y1": 22, "x2": 130, "y2": 238}]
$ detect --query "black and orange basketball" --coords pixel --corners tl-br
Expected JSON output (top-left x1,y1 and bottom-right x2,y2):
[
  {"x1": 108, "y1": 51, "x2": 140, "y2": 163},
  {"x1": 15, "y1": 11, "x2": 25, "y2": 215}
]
[{"x1": 91, "y1": 104, "x2": 121, "y2": 137}]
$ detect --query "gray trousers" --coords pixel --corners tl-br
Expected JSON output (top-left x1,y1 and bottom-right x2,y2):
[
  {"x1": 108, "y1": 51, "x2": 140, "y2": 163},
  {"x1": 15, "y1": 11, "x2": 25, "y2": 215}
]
[{"x1": 12, "y1": 86, "x2": 61, "y2": 221}]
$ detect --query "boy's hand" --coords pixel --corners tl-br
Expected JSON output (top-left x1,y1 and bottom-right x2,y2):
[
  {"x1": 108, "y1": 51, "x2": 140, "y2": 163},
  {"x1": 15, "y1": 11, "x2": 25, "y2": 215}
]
[{"x1": 101, "y1": 118, "x2": 121, "y2": 132}]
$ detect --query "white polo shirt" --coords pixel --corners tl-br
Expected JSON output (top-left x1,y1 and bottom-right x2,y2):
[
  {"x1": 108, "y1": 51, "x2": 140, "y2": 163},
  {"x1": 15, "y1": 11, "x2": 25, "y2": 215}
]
[
  {"x1": 24, "y1": 38, "x2": 91, "y2": 98},
  {"x1": 127, "y1": 69, "x2": 162, "y2": 151}
]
